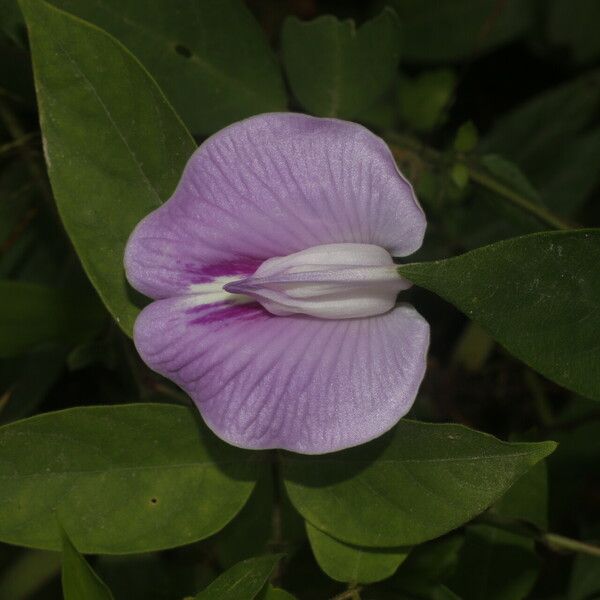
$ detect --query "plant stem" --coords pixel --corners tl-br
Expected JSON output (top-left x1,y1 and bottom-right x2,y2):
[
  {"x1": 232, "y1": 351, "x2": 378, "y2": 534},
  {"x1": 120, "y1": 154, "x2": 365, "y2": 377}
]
[
  {"x1": 0, "y1": 98, "x2": 51, "y2": 204},
  {"x1": 467, "y1": 164, "x2": 573, "y2": 230},
  {"x1": 330, "y1": 586, "x2": 363, "y2": 600},
  {"x1": 478, "y1": 513, "x2": 600, "y2": 557},
  {"x1": 386, "y1": 133, "x2": 576, "y2": 232}
]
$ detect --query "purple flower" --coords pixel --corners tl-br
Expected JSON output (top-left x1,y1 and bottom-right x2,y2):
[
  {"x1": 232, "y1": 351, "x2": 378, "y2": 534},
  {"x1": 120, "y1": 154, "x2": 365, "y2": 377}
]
[{"x1": 124, "y1": 113, "x2": 429, "y2": 454}]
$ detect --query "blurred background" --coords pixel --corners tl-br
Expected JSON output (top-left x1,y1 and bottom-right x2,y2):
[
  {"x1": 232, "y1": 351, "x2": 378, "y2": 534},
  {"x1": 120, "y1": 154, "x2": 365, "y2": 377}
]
[{"x1": 0, "y1": 0, "x2": 599, "y2": 598}]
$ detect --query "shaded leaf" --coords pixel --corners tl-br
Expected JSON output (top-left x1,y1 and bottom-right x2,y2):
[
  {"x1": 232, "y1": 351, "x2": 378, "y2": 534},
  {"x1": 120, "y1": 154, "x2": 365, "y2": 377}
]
[
  {"x1": 61, "y1": 529, "x2": 114, "y2": 600},
  {"x1": 547, "y1": 0, "x2": 600, "y2": 64},
  {"x1": 397, "y1": 69, "x2": 456, "y2": 132},
  {"x1": 382, "y1": 0, "x2": 533, "y2": 62},
  {"x1": 306, "y1": 522, "x2": 408, "y2": 584},
  {"x1": 400, "y1": 230, "x2": 600, "y2": 400},
  {"x1": 282, "y1": 9, "x2": 401, "y2": 119},
  {"x1": 0, "y1": 404, "x2": 260, "y2": 553},
  {"x1": 20, "y1": 0, "x2": 196, "y2": 336},
  {"x1": 389, "y1": 534, "x2": 464, "y2": 598},
  {"x1": 282, "y1": 420, "x2": 555, "y2": 547},
  {"x1": 568, "y1": 553, "x2": 600, "y2": 600},
  {"x1": 448, "y1": 524, "x2": 539, "y2": 600},
  {"x1": 50, "y1": 0, "x2": 287, "y2": 134},
  {"x1": 481, "y1": 72, "x2": 600, "y2": 215},
  {"x1": 195, "y1": 555, "x2": 283, "y2": 600},
  {"x1": 0, "y1": 281, "x2": 105, "y2": 357}
]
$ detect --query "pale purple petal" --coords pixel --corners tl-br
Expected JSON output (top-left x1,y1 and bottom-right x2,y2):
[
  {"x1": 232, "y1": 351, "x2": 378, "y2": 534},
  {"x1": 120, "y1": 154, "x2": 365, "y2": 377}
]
[
  {"x1": 124, "y1": 113, "x2": 425, "y2": 299},
  {"x1": 133, "y1": 299, "x2": 429, "y2": 454}
]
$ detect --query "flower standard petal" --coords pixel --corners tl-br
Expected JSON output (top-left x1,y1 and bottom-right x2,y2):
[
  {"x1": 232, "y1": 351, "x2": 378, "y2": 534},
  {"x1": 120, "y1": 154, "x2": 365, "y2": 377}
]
[
  {"x1": 124, "y1": 113, "x2": 425, "y2": 299},
  {"x1": 133, "y1": 298, "x2": 429, "y2": 454}
]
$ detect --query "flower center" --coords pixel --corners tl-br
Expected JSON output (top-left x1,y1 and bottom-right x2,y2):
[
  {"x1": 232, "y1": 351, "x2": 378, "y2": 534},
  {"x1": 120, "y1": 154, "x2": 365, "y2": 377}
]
[{"x1": 223, "y1": 243, "x2": 411, "y2": 319}]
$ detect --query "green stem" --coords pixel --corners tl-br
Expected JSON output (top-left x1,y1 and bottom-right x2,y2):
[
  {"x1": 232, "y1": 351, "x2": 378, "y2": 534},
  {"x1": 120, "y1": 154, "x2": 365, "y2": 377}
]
[
  {"x1": 467, "y1": 164, "x2": 573, "y2": 230},
  {"x1": 330, "y1": 586, "x2": 363, "y2": 600},
  {"x1": 478, "y1": 513, "x2": 600, "y2": 557},
  {"x1": 386, "y1": 133, "x2": 575, "y2": 232}
]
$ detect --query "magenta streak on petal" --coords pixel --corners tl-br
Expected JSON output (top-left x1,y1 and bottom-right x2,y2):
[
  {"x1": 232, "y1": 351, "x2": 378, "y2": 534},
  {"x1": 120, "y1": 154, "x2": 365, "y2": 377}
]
[
  {"x1": 187, "y1": 302, "x2": 265, "y2": 325},
  {"x1": 184, "y1": 258, "x2": 262, "y2": 280}
]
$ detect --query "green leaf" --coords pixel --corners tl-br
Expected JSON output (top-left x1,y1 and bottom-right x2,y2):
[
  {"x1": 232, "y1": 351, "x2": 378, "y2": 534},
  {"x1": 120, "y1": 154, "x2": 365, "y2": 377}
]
[
  {"x1": 383, "y1": 0, "x2": 533, "y2": 62},
  {"x1": 0, "y1": 346, "x2": 66, "y2": 424},
  {"x1": 0, "y1": 281, "x2": 105, "y2": 357},
  {"x1": 61, "y1": 529, "x2": 114, "y2": 600},
  {"x1": 282, "y1": 420, "x2": 555, "y2": 547},
  {"x1": 397, "y1": 69, "x2": 456, "y2": 132},
  {"x1": 547, "y1": 0, "x2": 600, "y2": 64},
  {"x1": 479, "y1": 154, "x2": 542, "y2": 206},
  {"x1": 20, "y1": 0, "x2": 196, "y2": 336},
  {"x1": 390, "y1": 534, "x2": 464, "y2": 598},
  {"x1": 568, "y1": 553, "x2": 600, "y2": 600},
  {"x1": 195, "y1": 555, "x2": 283, "y2": 600},
  {"x1": 48, "y1": 0, "x2": 287, "y2": 134},
  {"x1": 399, "y1": 230, "x2": 600, "y2": 401},
  {"x1": 491, "y1": 461, "x2": 548, "y2": 531},
  {"x1": 481, "y1": 72, "x2": 600, "y2": 215},
  {"x1": 282, "y1": 9, "x2": 401, "y2": 119},
  {"x1": 0, "y1": 404, "x2": 260, "y2": 553},
  {"x1": 215, "y1": 471, "x2": 274, "y2": 568},
  {"x1": 0, "y1": 549, "x2": 61, "y2": 599},
  {"x1": 458, "y1": 464, "x2": 547, "y2": 599},
  {"x1": 306, "y1": 522, "x2": 408, "y2": 584},
  {"x1": 448, "y1": 524, "x2": 539, "y2": 600},
  {"x1": 260, "y1": 586, "x2": 296, "y2": 600}
]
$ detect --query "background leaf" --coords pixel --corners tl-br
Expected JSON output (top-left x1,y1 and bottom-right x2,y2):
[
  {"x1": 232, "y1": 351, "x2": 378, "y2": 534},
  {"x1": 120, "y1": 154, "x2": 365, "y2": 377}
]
[
  {"x1": 306, "y1": 522, "x2": 408, "y2": 584},
  {"x1": 194, "y1": 554, "x2": 282, "y2": 600},
  {"x1": 282, "y1": 9, "x2": 401, "y2": 119},
  {"x1": 282, "y1": 420, "x2": 555, "y2": 547},
  {"x1": 481, "y1": 72, "x2": 600, "y2": 216},
  {"x1": 20, "y1": 0, "x2": 196, "y2": 336},
  {"x1": 0, "y1": 404, "x2": 260, "y2": 553},
  {"x1": 61, "y1": 529, "x2": 114, "y2": 600},
  {"x1": 446, "y1": 463, "x2": 548, "y2": 600},
  {"x1": 49, "y1": 0, "x2": 287, "y2": 135},
  {"x1": 546, "y1": 0, "x2": 600, "y2": 64},
  {"x1": 380, "y1": 0, "x2": 533, "y2": 62},
  {"x1": 399, "y1": 230, "x2": 600, "y2": 401},
  {"x1": 0, "y1": 281, "x2": 105, "y2": 357}
]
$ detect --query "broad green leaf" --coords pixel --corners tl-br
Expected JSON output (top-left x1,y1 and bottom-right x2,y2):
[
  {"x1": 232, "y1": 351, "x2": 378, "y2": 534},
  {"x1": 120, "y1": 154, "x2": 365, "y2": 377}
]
[
  {"x1": 306, "y1": 522, "x2": 408, "y2": 584},
  {"x1": 20, "y1": 0, "x2": 196, "y2": 336},
  {"x1": 61, "y1": 530, "x2": 114, "y2": 600},
  {"x1": 397, "y1": 69, "x2": 456, "y2": 132},
  {"x1": 49, "y1": 0, "x2": 287, "y2": 134},
  {"x1": 0, "y1": 404, "x2": 260, "y2": 553},
  {"x1": 195, "y1": 555, "x2": 283, "y2": 600},
  {"x1": 399, "y1": 230, "x2": 600, "y2": 400},
  {"x1": 0, "y1": 281, "x2": 105, "y2": 357},
  {"x1": 547, "y1": 0, "x2": 600, "y2": 64},
  {"x1": 381, "y1": 0, "x2": 533, "y2": 62},
  {"x1": 282, "y1": 421, "x2": 555, "y2": 547},
  {"x1": 448, "y1": 525, "x2": 539, "y2": 600},
  {"x1": 282, "y1": 9, "x2": 401, "y2": 119}
]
